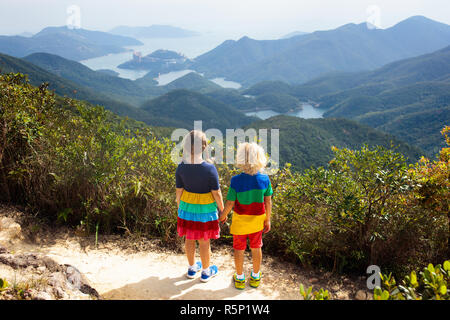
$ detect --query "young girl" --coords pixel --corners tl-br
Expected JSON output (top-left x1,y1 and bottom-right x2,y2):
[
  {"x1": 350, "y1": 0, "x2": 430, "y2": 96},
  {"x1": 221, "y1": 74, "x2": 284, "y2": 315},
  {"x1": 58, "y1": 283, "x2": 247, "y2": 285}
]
[
  {"x1": 175, "y1": 130, "x2": 224, "y2": 282},
  {"x1": 219, "y1": 142, "x2": 273, "y2": 290}
]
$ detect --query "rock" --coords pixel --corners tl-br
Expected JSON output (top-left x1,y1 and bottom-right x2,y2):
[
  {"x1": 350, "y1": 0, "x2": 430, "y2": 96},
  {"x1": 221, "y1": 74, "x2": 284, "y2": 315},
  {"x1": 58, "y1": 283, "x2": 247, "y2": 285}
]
[
  {"x1": 36, "y1": 266, "x2": 46, "y2": 274},
  {"x1": 53, "y1": 287, "x2": 68, "y2": 299},
  {"x1": 355, "y1": 290, "x2": 367, "y2": 300},
  {"x1": 65, "y1": 266, "x2": 82, "y2": 288},
  {"x1": 34, "y1": 291, "x2": 53, "y2": 300},
  {"x1": 309, "y1": 277, "x2": 319, "y2": 284},
  {"x1": 48, "y1": 272, "x2": 66, "y2": 289},
  {"x1": 0, "y1": 217, "x2": 22, "y2": 245}
]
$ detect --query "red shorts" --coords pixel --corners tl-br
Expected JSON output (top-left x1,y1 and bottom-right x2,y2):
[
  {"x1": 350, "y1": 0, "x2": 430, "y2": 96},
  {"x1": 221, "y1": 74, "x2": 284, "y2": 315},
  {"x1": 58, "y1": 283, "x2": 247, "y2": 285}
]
[{"x1": 233, "y1": 231, "x2": 263, "y2": 250}]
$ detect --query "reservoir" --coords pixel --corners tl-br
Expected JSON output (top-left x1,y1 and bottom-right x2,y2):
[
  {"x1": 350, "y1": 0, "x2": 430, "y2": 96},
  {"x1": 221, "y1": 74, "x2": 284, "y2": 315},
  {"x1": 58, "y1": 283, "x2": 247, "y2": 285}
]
[{"x1": 246, "y1": 104, "x2": 326, "y2": 119}]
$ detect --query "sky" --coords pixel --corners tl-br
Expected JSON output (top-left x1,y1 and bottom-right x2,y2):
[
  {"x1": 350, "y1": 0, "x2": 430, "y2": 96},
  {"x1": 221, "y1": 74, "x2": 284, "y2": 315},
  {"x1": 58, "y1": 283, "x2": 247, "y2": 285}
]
[{"x1": 1, "y1": 0, "x2": 449, "y2": 39}]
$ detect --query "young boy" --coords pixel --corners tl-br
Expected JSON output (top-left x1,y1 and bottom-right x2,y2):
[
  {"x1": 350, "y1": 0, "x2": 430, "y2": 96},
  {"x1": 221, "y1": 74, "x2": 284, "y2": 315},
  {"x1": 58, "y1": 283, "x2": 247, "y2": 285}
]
[{"x1": 219, "y1": 142, "x2": 273, "y2": 289}]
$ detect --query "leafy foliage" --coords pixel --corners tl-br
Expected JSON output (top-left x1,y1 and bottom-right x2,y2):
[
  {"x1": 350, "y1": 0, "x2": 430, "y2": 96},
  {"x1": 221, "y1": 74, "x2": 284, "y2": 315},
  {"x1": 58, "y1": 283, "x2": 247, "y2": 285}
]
[
  {"x1": 265, "y1": 138, "x2": 448, "y2": 273},
  {"x1": 0, "y1": 73, "x2": 178, "y2": 240},
  {"x1": 299, "y1": 283, "x2": 330, "y2": 300},
  {"x1": 374, "y1": 261, "x2": 450, "y2": 300}
]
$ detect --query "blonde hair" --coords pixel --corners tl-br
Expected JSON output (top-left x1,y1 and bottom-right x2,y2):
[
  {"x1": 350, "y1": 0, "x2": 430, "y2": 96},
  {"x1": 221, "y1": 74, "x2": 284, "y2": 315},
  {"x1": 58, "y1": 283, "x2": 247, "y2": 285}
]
[
  {"x1": 182, "y1": 130, "x2": 208, "y2": 164},
  {"x1": 236, "y1": 142, "x2": 268, "y2": 175}
]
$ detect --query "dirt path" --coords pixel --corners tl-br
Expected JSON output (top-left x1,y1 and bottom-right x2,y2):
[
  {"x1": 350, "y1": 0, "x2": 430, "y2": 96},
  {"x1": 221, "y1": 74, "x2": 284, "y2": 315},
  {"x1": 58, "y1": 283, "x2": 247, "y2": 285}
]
[
  {"x1": 1, "y1": 206, "x2": 368, "y2": 300},
  {"x1": 10, "y1": 238, "x2": 307, "y2": 300}
]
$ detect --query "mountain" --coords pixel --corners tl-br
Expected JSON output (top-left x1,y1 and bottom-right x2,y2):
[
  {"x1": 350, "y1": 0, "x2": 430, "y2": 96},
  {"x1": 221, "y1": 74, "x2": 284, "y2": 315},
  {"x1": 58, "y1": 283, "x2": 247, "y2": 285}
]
[
  {"x1": 0, "y1": 52, "x2": 153, "y2": 122},
  {"x1": 23, "y1": 52, "x2": 164, "y2": 105},
  {"x1": 190, "y1": 16, "x2": 450, "y2": 86},
  {"x1": 110, "y1": 25, "x2": 200, "y2": 38},
  {"x1": 163, "y1": 72, "x2": 222, "y2": 93},
  {"x1": 290, "y1": 45, "x2": 450, "y2": 156},
  {"x1": 247, "y1": 116, "x2": 423, "y2": 171},
  {"x1": 281, "y1": 31, "x2": 308, "y2": 39},
  {"x1": 141, "y1": 89, "x2": 258, "y2": 130},
  {"x1": 0, "y1": 26, "x2": 142, "y2": 61}
]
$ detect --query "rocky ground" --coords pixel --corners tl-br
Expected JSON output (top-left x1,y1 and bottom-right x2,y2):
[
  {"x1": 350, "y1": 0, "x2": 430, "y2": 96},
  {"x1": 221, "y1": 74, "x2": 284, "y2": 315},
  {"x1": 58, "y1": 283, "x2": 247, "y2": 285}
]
[{"x1": 0, "y1": 204, "x2": 372, "y2": 300}]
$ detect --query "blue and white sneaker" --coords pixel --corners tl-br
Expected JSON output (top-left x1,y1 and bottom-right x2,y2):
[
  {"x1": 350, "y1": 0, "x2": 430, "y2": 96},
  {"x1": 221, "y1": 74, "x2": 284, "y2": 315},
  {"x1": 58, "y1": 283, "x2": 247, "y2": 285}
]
[
  {"x1": 200, "y1": 265, "x2": 219, "y2": 283},
  {"x1": 186, "y1": 262, "x2": 202, "y2": 279}
]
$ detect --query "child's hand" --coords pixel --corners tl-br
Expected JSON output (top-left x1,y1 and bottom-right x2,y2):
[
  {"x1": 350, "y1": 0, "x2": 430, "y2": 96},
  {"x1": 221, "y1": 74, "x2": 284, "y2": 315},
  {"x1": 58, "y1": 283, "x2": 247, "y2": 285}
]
[
  {"x1": 263, "y1": 219, "x2": 271, "y2": 234},
  {"x1": 219, "y1": 212, "x2": 228, "y2": 223}
]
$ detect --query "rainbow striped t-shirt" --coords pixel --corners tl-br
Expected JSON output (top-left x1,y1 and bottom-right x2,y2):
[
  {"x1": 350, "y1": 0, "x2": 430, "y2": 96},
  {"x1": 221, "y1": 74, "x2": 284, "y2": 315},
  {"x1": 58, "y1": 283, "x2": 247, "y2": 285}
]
[{"x1": 226, "y1": 172, "x2": 273, "y2": 235}]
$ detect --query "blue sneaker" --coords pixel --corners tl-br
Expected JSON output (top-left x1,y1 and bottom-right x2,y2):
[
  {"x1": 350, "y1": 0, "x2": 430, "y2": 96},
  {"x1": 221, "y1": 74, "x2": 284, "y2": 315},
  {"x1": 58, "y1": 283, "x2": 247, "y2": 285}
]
[
  {"x1": 186, "y1": 262, "x2": 202, "y2": 279},
  {"x1": 200, "y1": 265, "x2": 218, "y2": 283}
]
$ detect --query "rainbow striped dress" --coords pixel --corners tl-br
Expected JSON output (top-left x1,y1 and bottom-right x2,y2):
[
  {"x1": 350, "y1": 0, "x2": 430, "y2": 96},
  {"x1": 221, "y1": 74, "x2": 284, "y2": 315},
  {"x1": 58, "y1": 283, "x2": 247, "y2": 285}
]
[{"x1": 176, "y1": 162, "x2": 220, "y2": 240}]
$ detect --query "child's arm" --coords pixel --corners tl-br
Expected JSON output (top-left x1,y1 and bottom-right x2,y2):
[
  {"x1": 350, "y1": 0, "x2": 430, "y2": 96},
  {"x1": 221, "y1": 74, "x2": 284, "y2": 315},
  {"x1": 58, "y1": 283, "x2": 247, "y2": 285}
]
[
  {"x1": 176, "y1": 188, "x2": 184, "y2": 208},
  {"x1": 211, "y1": 189, "x2": 225, "y2": 213},
  {"x1": 219, "y1": 200, "x2": 235, "y2": 223},
  {"x1": 263, "y1": 196, "x2": 272, "y2": 233}
]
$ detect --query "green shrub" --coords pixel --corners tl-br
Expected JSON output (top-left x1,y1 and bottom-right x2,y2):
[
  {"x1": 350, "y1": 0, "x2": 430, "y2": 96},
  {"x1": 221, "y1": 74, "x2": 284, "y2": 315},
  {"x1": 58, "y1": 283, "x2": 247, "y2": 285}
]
[
  {"x1": 299, "y1": 283, "x2": 330, "y2": 300},
  {"x1": 0, "y1": 73, "x2": 177, "y2": 240},
  {"x1": 266, "y1": 143, "x2": 448, "y2": 273},
  {"x1": 374, "y1": 260, "x2": 450, "y2": 300}
]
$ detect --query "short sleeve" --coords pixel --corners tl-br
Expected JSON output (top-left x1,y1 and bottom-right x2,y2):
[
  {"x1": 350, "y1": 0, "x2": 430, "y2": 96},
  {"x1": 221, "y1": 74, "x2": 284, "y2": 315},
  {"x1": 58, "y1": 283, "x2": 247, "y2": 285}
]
[
  {"x1": 175, "y1": 165, "x2": 184, "y2": 189},
  {"x1": 209, "y1": 165, "x2": 220, "y2": 191},
  {"x1": 226, "y1": 187, "x2": 237, "y2": 201},
  {"x1": 264, "y1": 181, "x2": 273, "y2": 197}
]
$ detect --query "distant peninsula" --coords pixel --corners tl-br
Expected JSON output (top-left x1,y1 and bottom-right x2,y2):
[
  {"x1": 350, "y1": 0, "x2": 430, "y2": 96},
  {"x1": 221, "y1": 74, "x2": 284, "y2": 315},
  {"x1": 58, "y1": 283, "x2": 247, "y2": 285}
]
[{"x1": 118, "y1": 49, "x2": 192, "y2": 75}]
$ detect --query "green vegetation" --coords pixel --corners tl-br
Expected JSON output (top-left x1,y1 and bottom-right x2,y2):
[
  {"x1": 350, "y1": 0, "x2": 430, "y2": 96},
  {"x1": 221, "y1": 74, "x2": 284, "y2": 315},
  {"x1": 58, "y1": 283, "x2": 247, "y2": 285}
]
[
  {"x1": 0, "y1": 73, "x2": 177, "y2": 238},
  {"x1": 254, "y1": 92, "x2": 302, "y2": 113},
  {"x1": 299, "y1": 284, "x2": 330, "y2": 300},
  {"x1": 247, "y1": 115, "x2": 423, "y2": 171},
  {"x1": 374, "y1": 261, "x2": 450, "y2": 300},
  {"x1": 0, "y1": 52, "x2": 155, "y2": 122},
  {"x1": 266, "y1": 133, "x2": 449, "y2": 274},
  {"x1": 24, "y1": 52, "x2": 164, "y2": 105},
  {"x1": 1, "y1": 73, "x2": 448, "y2": 285},
  {"x1": 205, "y1": 88, "x2": 259, "y2": 111},
  {"x1": 163, "y1": 72, "x2": 222, "y2": 93},
  {"x1": 141, "y1": 89, "x2": 258, "y2": 130}
]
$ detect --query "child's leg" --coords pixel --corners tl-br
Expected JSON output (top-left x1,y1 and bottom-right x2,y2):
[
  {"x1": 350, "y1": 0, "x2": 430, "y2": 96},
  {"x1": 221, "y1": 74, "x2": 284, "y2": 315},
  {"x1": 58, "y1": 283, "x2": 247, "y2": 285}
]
[
  {"x1": 198, "y1": 239, "x2": 211, "y2": 270},
  {"x1": 249, "y1": 231, "x2": 263, "y2": 274},
  {"x1": 250, "y1": 248, "x2": 262, "y2": 274},
  {"x1": 185, "y1": 238, "x2": 196, "y2": 266},
  {"x1": 233, "y1": 234, "x2": 247, "y2": 276},
  {"x1": 234, "y1": 249, "x2": 245, "y2": 275}
]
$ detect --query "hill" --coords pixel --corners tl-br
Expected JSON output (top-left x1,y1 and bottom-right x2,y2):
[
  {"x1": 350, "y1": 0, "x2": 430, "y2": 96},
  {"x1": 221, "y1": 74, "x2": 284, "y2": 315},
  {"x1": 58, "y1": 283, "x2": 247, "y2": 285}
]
[
  {"x1": 110, "y1": 25, "x2": 200, "y2": 38},
  {"x1": 23, "y1": 52, "x2": 164, "y2": 105},
  {"x1": 141, "y1": 89, "x2": 258, "y2": 130},
  {"x1": 0, "y1": 26, "x2": 142, "y2": 61},
  {"x1": 241, "y1": 46, "x2": 450, "y2": 156},
  {"x1": 0, "y1": 52, "x2": 156, "y2": 122},
  {"x1": 315, "y1": 46, "x2": 450, "y2": 155},
  {"x1": 163, "y1": 72, "x2": 222, "y2": 93},
  {"x1": 247, "y1": 115, "x2": 423, "y2": 171},
  {"x1": 190, "y1": 16, "x2": 450, "y2": 86}
]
